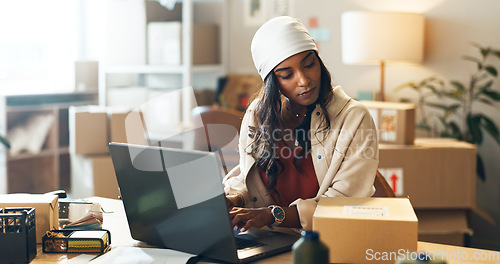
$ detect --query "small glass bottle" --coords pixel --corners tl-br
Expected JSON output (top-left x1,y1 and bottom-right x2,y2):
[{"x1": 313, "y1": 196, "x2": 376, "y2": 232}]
[{"x1": 292, "y1": 230, "x2": 329, "y2": 264}]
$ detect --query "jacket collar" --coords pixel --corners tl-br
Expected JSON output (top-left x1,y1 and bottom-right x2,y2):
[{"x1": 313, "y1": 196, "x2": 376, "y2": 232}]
[{"x1": 310, "y1": 86, "x2": 351, "y2": 137}]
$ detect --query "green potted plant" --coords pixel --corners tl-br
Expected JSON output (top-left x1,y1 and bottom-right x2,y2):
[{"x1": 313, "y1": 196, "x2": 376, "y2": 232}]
[
  {"x1": 0, "y1": 135, "x2": 10, "y2": 149},
  {"x1": 396, "y1": 43, "x2": 500, "y2": 180}
]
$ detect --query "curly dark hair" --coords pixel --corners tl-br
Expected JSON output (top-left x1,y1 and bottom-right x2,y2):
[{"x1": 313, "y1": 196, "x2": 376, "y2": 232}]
[{"x1": 246, "y1": 51, "x2": 334, "y2": 193}]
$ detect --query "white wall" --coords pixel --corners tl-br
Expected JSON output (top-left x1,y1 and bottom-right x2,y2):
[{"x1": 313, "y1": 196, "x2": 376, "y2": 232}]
[{"x1": 228, "y1": 0, "x2": 500, "y2": 249}]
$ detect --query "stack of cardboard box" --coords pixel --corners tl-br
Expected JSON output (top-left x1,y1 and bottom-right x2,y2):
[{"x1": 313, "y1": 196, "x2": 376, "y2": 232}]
[
  {"x1": 379, "y1": 138, "x2": 476, "y2": 246},
  {"x1": 69, "y1": 106, "x2": 147, "y2": 199},
  {"x1": 361, "y1": 101, "x2": 476, "y2": 246}
]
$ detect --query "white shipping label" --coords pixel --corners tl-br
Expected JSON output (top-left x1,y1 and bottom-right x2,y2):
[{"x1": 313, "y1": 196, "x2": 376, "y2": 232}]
[{"x1": 343, "y1": 206, "x2": 390, "y2": 217}]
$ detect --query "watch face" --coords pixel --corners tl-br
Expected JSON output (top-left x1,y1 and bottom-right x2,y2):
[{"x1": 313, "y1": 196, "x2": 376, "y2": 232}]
[{"x1": 273, "y1": 206, "x2": 285, "y2": 221}]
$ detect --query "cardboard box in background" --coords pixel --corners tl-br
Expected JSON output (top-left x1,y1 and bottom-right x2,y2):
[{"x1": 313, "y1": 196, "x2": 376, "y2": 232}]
[
  {"x1": 360, "y1": 100, "x2": 415, "y2": 145},
  {"x1": 219, "y1": 74, "x2": 261, "y2": 112},
  {"x1": 416, "y1": 209, "x2": 472, "y2": 247},
  {"x1": 194, "y1": 89, "x2": 216, "y2": 107},
  {"x1": 69, "y1": 106, "x2": 108, "y2": 155},
  {"x1": 147, "y1": 22, "x2": 219, "y2": 65},
  {"x1": 379, "y1": 138, "x2": 476, "y2": 209},
  {"x1": 313, "y1": 197, "x2": 418, "y2": 264},
  {"x1": 70, "y1": 154, "x2": 119, "y2": 199},
  {"x1": 0, "y1": 194, "x2": 58, "y2": 243}
]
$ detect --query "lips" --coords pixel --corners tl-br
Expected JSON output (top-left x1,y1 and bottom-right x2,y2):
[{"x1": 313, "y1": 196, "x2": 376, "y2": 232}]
[{"x1": 299, "y1": 88, "x2": 314, "y2": 96}]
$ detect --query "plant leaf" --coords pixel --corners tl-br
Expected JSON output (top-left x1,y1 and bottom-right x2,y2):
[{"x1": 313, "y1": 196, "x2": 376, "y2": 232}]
[
  {"x1": 0, "y1": 136, "x2": 10, "y2": 149},
  {"x1": 477, "y1": 154, "x2": 486, "y2": 181},
  {"x1": 445, "y1": 104, "x2": 462, "y2": 118},
  {"x1": 394, "y1": 82, "x2": 417, "y2": 93},
  {"x1": 450, "y1": 80, "x2": 466, "y2": 93},
  {"x1": 479, "y1": 115, "x2": 500, "y2": 145},
  {"x1": 485, "y1": 66, "x2": 498, "y2": 77},
  {"x1": 449, "y1": 121, "x2": 463, "y2": 140},
  {"x1": 467, "y1": 114, "x2": 483, "y2": 144},
  {"x1": 492, "y1": 50, "x2": 500, "y2": 59},
  {"x1": 424, "y1": 102, "x2": 451, "y2": 111},
  {"x1": 479, "y1": 46, "x2": 491, "y2": 58},
  {"x1": 478, "y1": 98, "x2": 494, "y2": 106},
  {"x1": 462, "y1": 55, "x2": 481, "y2": 64},
  {"x1": 483, "y1": 90, "x2": 500, "y2": 101},
  {"x1": 440, "y1": 91, "x2": 461, "y2": 100},
  {"x1": 424, "y1": 84, "x2": 442, "y2": 96},
  {"x1": 416, "y1": 123, "x2": 432, "y2": 132},
  {"x1": 474, "y1": 80, "x2": 494, "y2": 100}
]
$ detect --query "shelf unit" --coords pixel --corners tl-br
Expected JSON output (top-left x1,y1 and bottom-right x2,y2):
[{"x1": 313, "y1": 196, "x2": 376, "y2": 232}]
[
  {"x1": 98, "y1": 0, "x2": 228, "y2": 127},
  {"x1": 0, "y1": 92, "x2": 98, "y2": 194}
]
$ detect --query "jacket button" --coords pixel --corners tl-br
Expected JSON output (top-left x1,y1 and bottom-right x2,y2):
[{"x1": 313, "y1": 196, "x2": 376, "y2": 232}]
[
  {"x1": 318, "y1": 155, "x2": 322, "y2": 159},
  {"x1": 252, "y1": 197, "x2": 257, "y2": 202},
  {"x1": 316, "y1": 112, "x2": 320, "y2": 116}
]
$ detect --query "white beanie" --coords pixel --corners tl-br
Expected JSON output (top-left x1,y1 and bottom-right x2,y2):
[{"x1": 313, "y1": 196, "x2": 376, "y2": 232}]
[{"x1": 251, "y1": 16, "x2": 318, "y2": 80}]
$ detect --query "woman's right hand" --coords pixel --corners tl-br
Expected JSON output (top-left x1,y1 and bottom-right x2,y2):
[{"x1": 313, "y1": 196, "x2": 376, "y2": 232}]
[{"x1": 225, "y1": 194, "x2": 243, "y2": 210}]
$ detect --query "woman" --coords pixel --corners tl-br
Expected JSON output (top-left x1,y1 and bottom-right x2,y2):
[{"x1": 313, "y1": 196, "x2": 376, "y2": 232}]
[{"x1": 223, "y1": 16, "x2": 378, "y2": 232}]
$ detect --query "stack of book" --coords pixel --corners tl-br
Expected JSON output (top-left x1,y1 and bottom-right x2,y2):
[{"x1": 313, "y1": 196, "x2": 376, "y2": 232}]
[{"x1": 67, "y1": 230, "x2": 109, "y2": 253}]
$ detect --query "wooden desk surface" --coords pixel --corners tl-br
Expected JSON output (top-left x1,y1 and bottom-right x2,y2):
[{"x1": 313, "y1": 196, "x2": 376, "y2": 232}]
[{"x1": 32, "y1": 197, "x2": 500, "y2": 264}]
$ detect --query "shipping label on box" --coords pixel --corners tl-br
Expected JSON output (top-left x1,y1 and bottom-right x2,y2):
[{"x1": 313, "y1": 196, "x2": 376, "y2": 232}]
[
  {"x1": 313, "y1": 197, "x2": 418, "y2": 264},
  {"x1": 361, "y1": 101, "x2": 415, "y2": 145},
  {"x1": 379, "y1": 138, "x2": 477, "y2": 209},
  {"x1": 0, "y1": 194, "x2": 59, "y2": 243}
]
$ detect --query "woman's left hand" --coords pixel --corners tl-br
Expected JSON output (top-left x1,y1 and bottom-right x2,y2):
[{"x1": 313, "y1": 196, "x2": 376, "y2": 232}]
[{"x1": 229, "y1": 207, "x2": 274, "y2": 232}]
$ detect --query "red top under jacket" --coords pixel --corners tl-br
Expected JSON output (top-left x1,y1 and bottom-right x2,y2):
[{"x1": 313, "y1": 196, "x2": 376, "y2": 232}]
[{"x1": 259, "y1": 140, "x2": 319, "y2": 207}]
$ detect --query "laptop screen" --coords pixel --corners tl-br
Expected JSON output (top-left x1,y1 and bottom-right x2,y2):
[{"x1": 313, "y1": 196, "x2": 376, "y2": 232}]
[{"x1": 109, "y1": 143, "x2": 239, "y2": 263}]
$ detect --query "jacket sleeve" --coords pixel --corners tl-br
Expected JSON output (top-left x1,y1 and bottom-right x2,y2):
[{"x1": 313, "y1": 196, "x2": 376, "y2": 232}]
[
  {"x1": 290, "y1": 104, "x2": 379, "y2": 230},
  {"x1": 222, "y1": 107, "x2": 254, "y2": 206}
]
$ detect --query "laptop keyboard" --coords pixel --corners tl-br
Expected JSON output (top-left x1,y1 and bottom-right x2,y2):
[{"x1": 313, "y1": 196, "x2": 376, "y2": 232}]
[{"x1": 234, "y1": 237, "x2": 268, "y2": 250}]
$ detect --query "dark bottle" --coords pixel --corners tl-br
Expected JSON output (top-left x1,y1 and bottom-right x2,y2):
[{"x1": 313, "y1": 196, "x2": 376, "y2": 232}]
[{"x1": 292, "y1": 230, "x2": 329, "y2": 264}]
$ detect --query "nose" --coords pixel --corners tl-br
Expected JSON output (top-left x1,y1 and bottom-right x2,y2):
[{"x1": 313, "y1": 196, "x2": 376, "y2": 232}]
[{"x1": 296, "y1": 70, "x2": 310, "y2": 87}]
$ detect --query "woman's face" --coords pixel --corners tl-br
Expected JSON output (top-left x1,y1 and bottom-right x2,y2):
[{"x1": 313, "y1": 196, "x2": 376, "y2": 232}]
[{"x1": 273, "y1": 50, "x2": 321, "y2": 107}]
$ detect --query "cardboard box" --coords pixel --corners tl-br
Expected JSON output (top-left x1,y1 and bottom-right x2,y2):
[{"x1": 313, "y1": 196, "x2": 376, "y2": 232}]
[
  {"x1": 0, "y1": 194, "x2": 59, "y2": 243},
  {"x1": 378, "y1": 138, "x2": 477, "y2": 209},
  {"x1": 313, "y1": 197, "x2": 418, "y2": 264},
  {"x1": 360, "y1": 100, "x2": 415, "y2": 145},
  {"x1": 416, "y1": 209, "x2": 472, "y2": 247},
  {"x1": 109, "y1": 109, "x2": 147, "y2": 145},
  {"x1": 71, "y1": 154, "x2": 119, "y2": 200},
  {"x1": 147, "y1": 22, "x2": 219, "y2": 65},
  {"x1": 219, "y1": 74, "x2": 262, "y2": 112},
  {"x1": 69, "y1": 106, "x2": 109, "y2": 155}
]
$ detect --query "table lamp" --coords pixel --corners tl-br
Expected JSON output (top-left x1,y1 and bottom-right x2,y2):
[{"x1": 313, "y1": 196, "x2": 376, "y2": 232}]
[{"x1": 341, "y1": 11, "x2": 424, "y2": 101}]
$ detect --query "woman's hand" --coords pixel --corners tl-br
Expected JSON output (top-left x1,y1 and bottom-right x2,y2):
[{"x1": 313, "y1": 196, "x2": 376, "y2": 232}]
[{"x1": 229, "y1": 207, "x2": 274, "y2": 232}]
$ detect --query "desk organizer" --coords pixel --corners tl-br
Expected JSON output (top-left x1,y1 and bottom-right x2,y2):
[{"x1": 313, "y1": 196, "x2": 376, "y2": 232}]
[
  {"x1": 0, "y1": 207, "x2": 37, "y2": 264},
  {"x1": 42, "y1": 229, "x2": 111, "y2": 254}
]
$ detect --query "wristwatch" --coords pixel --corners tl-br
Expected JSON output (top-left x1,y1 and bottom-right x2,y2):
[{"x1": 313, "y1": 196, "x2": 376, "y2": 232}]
[{"x1": 268, "y1": 205, "x2": 285, "y2": 227}]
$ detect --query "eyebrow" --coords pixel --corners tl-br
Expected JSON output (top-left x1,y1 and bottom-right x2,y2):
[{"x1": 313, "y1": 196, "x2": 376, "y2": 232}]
[{"x1": 274, "y1": 51, "x2": 314, "y2": 73}]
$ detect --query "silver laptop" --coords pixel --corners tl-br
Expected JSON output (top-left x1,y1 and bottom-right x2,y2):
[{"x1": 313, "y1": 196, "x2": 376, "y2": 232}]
[{"x1": 108, "y1": 142, "x2": 299, "y2": 263}]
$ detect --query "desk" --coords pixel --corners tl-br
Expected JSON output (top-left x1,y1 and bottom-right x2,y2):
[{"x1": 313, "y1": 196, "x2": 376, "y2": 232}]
[{"x1": 32, "y1": 197, "x2": 500, "y2": 264}]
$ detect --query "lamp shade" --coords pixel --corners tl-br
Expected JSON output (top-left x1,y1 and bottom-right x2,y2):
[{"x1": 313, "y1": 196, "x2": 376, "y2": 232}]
[{"x1": 341, "y1": 11, "x2": 424, "y2": 65}]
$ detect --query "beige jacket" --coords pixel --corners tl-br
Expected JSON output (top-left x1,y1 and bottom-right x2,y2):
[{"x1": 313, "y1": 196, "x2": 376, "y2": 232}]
[{"x1": 223, "y1": 86, "x2": 379, "y2": 230}]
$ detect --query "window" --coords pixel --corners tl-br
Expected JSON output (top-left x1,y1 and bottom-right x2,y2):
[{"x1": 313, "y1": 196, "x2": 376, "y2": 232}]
[{"x1": 0, "y1": 0, "x2": 78, "y2": 94}]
